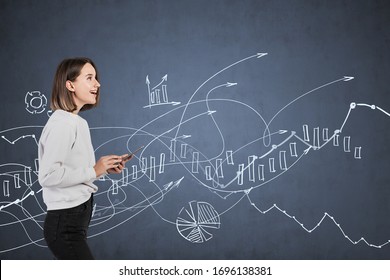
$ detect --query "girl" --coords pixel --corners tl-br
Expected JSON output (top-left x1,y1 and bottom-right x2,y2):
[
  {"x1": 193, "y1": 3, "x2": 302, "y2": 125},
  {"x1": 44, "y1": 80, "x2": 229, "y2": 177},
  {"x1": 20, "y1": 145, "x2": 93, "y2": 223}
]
[{"x1": 38, "y1": 57, "x2": 131, "y2": 259}]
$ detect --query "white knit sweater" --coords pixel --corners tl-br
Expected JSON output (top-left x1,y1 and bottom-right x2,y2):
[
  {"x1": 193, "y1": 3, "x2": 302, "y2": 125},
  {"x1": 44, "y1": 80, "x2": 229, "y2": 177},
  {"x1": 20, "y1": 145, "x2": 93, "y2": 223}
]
[{"x1": 38, "y1": 110, "x2": 98, "y2": 210}]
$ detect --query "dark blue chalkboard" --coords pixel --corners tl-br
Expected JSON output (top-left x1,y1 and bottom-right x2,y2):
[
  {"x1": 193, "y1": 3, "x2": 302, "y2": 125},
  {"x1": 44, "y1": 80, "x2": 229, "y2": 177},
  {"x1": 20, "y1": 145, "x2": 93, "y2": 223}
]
[{"x1": 1, "y1": 0, "x2": 390, "y2": 259}]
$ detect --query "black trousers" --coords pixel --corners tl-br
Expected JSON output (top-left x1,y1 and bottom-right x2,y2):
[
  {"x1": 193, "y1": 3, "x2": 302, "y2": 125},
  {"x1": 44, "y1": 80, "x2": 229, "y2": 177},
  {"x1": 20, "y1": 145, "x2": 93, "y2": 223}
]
[{"x1": 44, "y1": 195, "x2": 94, "y2": 260}]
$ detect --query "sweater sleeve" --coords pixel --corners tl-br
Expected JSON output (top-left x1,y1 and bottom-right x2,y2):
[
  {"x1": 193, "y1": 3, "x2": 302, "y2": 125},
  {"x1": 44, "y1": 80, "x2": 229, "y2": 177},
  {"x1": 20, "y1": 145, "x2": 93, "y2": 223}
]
[{"x1": 38, "y1": 122, "x2": 97, "y2": 188}]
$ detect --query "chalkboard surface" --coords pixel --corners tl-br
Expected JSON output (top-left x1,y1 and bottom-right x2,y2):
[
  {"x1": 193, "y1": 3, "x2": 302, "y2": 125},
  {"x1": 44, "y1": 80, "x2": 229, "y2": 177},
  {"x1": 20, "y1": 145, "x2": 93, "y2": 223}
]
[{"x1": 1, "y1": 0, "x2": 390, "y2": 259}]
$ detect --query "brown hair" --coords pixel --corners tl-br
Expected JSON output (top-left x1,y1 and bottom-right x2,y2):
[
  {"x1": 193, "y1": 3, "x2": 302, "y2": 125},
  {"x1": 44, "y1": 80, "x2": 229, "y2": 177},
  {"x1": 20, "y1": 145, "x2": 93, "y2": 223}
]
[{"x1": 50, "y1": 57, "x2": 100, "y2": 112}]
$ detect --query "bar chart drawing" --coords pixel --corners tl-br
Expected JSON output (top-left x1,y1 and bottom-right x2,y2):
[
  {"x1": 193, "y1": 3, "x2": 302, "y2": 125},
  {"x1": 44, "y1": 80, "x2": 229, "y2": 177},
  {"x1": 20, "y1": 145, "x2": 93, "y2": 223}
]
[{"x1": 144, "y1": 75, "x2": 181, "y2": 108}]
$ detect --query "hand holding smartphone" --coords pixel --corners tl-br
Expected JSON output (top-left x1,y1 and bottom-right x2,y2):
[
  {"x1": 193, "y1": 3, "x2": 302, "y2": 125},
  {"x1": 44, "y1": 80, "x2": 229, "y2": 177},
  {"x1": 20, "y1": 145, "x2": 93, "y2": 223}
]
[{"x1": 121, "y1": 145, "x2": 144, "y2": 161}]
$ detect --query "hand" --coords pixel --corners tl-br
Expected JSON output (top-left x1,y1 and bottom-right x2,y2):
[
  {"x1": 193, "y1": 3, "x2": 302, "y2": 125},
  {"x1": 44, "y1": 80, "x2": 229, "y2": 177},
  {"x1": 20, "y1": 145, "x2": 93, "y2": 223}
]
[
  {"x1": 106, "y1": 153, "x2": 133, "y2": 174},
  {"x1": 94, "y1": 155, "x2": 122, "y2": 177}
]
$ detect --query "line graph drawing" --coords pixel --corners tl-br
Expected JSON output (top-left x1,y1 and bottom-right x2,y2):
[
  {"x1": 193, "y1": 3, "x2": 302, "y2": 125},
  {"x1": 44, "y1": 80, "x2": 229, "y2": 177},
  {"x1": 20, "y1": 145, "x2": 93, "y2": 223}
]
[
  {"x1": 1, "y1": 134, "x2": 38, "y2": 145},
  {"x1": 1, "y1": 52, "x2": 390, "y2": 256}
]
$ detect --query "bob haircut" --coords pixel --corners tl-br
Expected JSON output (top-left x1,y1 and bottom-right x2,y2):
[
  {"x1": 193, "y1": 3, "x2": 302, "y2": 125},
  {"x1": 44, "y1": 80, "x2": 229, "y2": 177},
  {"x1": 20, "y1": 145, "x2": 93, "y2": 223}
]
[{"x1": 50, "y1": 57, "x2": 100, "y2": 112}]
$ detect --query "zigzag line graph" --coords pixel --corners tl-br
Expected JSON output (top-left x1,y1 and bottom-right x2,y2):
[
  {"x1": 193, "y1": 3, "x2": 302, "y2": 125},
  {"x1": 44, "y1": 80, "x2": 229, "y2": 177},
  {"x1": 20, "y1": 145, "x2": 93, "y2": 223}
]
[{"x1": 248, "y1": 197, "x2": 390, "y2": 248}]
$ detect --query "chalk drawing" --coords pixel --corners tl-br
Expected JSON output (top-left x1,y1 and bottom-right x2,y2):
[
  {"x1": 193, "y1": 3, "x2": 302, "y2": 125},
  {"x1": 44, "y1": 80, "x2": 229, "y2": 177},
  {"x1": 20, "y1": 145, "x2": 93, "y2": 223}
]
[
  {"x1": 1, "y1": 53, "x2": 389, "y2": 255},
  {"x1": 25, "y1": 91, "x2": 47, "y2": 115}
]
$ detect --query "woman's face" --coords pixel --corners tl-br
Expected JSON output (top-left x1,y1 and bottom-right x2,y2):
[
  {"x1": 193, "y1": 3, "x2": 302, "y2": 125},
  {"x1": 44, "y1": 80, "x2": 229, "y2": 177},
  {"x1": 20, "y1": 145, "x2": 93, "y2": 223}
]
[{"x1": 69, "y1": 63, "x2": 100, "y2": 111}]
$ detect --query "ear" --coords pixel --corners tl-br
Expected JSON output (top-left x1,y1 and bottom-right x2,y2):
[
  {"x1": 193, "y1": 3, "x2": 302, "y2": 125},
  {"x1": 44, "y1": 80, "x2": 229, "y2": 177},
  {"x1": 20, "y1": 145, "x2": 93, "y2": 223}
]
[{"x1": 65, "y1": 80, "x2": 75, "y2": 92}]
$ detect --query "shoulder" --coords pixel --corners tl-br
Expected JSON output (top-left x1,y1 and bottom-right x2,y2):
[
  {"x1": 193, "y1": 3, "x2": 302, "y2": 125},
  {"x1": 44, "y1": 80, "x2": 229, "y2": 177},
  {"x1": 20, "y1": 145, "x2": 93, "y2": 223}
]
[
  {"x1": 41, "y1": 110, "x2": 78, "y2": 137},
  {"x1": 47, "y1": 110, "x2": 78, "y2": 128}
]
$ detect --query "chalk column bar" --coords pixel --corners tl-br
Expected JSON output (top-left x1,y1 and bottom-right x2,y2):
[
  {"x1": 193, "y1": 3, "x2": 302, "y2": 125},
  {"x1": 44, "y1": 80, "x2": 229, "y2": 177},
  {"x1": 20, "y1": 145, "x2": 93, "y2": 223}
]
[
  {"x1": 343, "y1": 136, "x2": 351, "y2": 152},
  {"x1": 269, "y1": 158, "x2": 276, "y2": 173},
  {"x1": 162, "y1": 85, "x2": 168, "y2": 103},
  {"x1": 354, "y1": 146, "x2": 362, "y2": 159},
  {"x1": 279, "y1": 151, "x2": 287, "y2": 171},
  {"x1": 141, "y1": 157, "x2": 147, "y2": 173},
  {"x1": 313, "y1": 127, "x2": 320, "y2": 149},
  {"x1": 132, "y1": 165, "x2": 138, "y2": 179},
  {"x1": 3, "y1": 181, "x2": 10, "y2": 197},
  {"x1": 170, "y1": 139, "x2": 177, "y2": 162},
  {"x1": 24, "y1": 167, "x2": 32, "y2": 187},
  {"x1": 289, "y1": 142, "x2": 298, "y2": 157},
  {"x1": 237, "y1": 164, "x2": 244, "y2": 185},
  {"x1": 303, "y1": 124, "x2": 310, "y2": 142},
  {"x1": 112, "y1": 180, "x2": 119, "y2": 195},
  {"x1": 226, "y1": 150, "x2": 234, "y2": 165},
  {"x1": 333, "y1": 134, "x2": 340, "y2": 146},
  {"x1": 155, "y1": 89, "x2": 161, "y2": 104},
  {"x1": 14, "y1": 174, "x2": 21, "y2": 189},
  {"x1": 121, "y1": 168, "x2": 128, "y2": 186},
  {"x1": 192, "y1": 152, "x2": 199, "y2": 173},
  {"x1": 149, "y1": 90, "x2": 155, "y2": 105},
  {"x1": 322, "y1": 128, "x2": 329, "y2": 141},
  {"x1": 215, "y1": 159, "x2": 224, "y2": 178},
  {"x1": 205, "y1": 166, "x2": 212, "y2": 180},
  {"x1": 34, "y1": 158, "x2": 39, "y2": 173},
  {"x1": 258, "y1": 164, "x2": 265, "y2": 181},
  {"x1": 159, "y1": 153, "x2": 166, "y2": 174},
  {"x1": 149, "y1": 156, "x2": 156, "y2": 182},
  {"x1": 180, "y1": 144, "x2": 187, "y2": 158},
  {"x1": 248, "y1": 155, "x2": 256, "y2": 182}
]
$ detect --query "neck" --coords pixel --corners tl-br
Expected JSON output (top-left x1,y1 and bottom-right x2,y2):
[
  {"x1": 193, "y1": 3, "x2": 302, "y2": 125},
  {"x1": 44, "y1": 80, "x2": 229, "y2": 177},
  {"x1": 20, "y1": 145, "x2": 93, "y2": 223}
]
[{"x1": 72, "y1": 105, "x2": 82, "y2": 115}]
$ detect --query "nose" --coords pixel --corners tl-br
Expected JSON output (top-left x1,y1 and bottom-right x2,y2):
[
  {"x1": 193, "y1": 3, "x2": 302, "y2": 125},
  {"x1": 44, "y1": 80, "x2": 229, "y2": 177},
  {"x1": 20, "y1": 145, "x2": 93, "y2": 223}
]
[{"x1": 95, "y1": 79, "x2": 101, "y2": 88}]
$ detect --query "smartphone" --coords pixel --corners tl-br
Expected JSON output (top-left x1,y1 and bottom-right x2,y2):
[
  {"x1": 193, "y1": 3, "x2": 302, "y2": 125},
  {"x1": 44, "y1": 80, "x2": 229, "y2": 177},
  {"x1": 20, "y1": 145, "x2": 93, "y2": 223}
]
[{"x1": 122, "y1": 145, "x2": 144, "y2": 161}]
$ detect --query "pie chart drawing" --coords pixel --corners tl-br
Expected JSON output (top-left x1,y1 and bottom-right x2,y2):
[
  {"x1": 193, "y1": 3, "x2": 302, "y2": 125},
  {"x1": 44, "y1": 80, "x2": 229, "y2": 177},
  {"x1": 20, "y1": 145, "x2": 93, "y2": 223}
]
[{"x1": 176, "y1": 201, "x2": 221, "y2": 243}]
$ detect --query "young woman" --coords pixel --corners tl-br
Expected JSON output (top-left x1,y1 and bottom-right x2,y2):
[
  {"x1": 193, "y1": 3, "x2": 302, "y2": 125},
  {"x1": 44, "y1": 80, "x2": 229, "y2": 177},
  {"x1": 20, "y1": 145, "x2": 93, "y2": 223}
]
[{"x1": 38, "y1": 57, "x2": 131, "y2": 259}]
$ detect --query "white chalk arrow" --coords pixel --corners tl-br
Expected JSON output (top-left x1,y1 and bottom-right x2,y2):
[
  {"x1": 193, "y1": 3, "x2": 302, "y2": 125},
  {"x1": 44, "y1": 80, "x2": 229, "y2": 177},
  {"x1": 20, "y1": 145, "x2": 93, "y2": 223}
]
[
  {"x1": 343, "y1": 76, "x2": 354, "y2": 82},
  {"x1": 152, "y1": 74, "x2": 168, "y2": 90}
]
